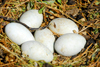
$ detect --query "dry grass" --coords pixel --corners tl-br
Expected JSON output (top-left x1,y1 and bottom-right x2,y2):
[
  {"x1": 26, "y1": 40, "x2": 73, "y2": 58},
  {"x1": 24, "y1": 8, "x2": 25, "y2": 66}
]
[{"x1": 0, "y1": 0, "x2": 100, "y2": 67}]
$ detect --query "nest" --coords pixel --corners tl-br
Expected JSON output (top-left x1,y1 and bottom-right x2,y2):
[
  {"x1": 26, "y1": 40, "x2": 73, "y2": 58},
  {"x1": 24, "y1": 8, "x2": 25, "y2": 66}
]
[{"x1": 0, "y1": 0, "x2": 100, "y2": 67}]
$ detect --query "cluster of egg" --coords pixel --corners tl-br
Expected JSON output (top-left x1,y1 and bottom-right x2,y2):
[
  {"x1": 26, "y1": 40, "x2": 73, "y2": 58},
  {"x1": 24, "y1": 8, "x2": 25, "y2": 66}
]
[{"x1": 5, "y1": 9, "x2": 86, "y2": 62}]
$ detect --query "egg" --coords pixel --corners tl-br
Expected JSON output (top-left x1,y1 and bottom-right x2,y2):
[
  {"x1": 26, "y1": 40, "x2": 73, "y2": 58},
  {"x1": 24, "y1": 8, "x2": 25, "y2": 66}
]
[
  {"x1": 5, "y1": 22, "x2": 35, "y2": 45},
  {"x1": 19, "y1": 9, "x2": 43, "y2": 28},
  {"x1": 55, "y1": 33, "x2": 86, "y2": 56},
  {"x1": 34, "y1": 28, "x2": 55, "y2": 53},
  {"x1": 49, "y1": 18, "x2": 79, "y2": 35},
  {"x1": 21, "y1": 41, "x2": 53, "y2": 62}
]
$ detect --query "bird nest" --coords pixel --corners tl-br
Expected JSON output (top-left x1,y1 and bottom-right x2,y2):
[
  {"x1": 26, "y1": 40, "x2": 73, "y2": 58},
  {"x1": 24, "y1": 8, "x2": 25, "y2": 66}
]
[{"x1": 0, "y1": 0, "x2": 100, "y2": 67}]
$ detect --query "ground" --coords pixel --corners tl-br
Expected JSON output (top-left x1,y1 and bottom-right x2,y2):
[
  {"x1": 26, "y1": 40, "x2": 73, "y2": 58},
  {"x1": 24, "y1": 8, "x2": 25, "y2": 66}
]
[{"x1": 0, "y1": 0, "x2": 100, "y2": 67}]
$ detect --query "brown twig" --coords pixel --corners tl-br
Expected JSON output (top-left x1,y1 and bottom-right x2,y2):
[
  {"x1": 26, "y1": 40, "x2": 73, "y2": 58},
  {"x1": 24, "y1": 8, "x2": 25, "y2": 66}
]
[
  {"x1": 0, "y1": 15, "x2": 49, "y2": 32},
  {"x1": 73, "y1": 43, "x2": 93, "y2": 60},
  {"x1": 88, "y1": 0, "x2": 95, "y2": 8},
  {"x1": 0, "y1": 43, "x2": 24, "y2": 62},
  {"x1": 0, "y1": 0, "x2": 6, "y2": 7},
  {"x1": 0, "y1": 61, "x2": 17, "y2": 66}
]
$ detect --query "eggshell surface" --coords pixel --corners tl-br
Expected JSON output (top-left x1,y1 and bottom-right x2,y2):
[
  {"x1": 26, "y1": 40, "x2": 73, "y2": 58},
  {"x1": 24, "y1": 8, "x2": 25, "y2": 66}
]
[
  {"x1": 5, "y1": 23, "x2": 35, "y2": 45},
  {"x1": 55, "y1": 33, "x2": 86, "y2": 56},
  {"x1": 49, "y1": 18, "x2": 79, "y2": 35},
  {"x1": 21, "y1": 41, "x2": 53, "y2": 62},
  {"x1": 34, "y1": 28, "x2": 55, "y2": 53},
  {"x1": 19, "y1": 9, "x2": 43, "y2": 28}
]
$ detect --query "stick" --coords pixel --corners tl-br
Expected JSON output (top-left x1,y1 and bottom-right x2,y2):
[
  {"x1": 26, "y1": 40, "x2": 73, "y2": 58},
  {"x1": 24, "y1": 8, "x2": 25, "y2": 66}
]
[
  {"x1": 0, "y1": 43, "x2": 24, "y2": 62},
  {"x1": 0, "y1": 15, "x2": 49, "y2": 32}
]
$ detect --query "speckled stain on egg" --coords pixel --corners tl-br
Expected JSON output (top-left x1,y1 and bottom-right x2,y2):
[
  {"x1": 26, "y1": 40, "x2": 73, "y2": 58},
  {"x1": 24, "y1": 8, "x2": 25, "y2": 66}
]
[
  {"x1": 19, "y1": 9, "x2": 43, "y2": 28},
  {"x1": 49, "y1": 18, "x2": 79, "y2": 35},
  {"x1": 5, "y1": 22, "x2": 35, "y2": 45},
  {"x1": 21, "y1": 41, "x2": 53, "y2": 62},
  {"x1": 55, "y1": 33, "x2": 86, "y2": 56},
  {"x1": 34, "y1": 28, "x2": 55, "y2": 53}
]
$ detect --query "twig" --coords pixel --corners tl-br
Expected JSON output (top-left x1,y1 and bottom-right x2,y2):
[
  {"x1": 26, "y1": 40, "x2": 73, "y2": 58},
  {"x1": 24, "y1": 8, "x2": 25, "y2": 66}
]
[
  {"x1": 73, "y1": 43, "x2": 93, "y2": 60},
  {"x1": 0, "y1": 15, "x2": 30, "y2": 28},
  {"x1": 15, "y1": 1, "x2": 29, "y2": 7},
  {"x1": 0, "y1": 0, "x2": 6, "y2": 7},
  {"x1": 34, "y1": 0, "x2": 37, "y2": 9},
  {"x1": 0, "y1": 61, "x2": 16, "y2": 66},
  {"x1": 0, "y1": 43, "x2": 24, "y2": 62},
  {"x1": 78, "y1": 19, "x2": 99, "y2": 33},
  {"x1": 78, "y1": 23, "x2": 93, "y2": 33},
  {"x1": 37, "y1": 1, "x2": 82, "y2": 26},
  {"x1": 88, "y1": 57, "x2": 100, "y2": 67},
  {"x1": 45, "y1": 11, "x2": 61, "y2": 17},
  {"x1": 64, "y1": 14, "x2": 83, "y2": 26},
  {"x1": 88, "y1": 0, "x2": 95, "y2": 8},
  {"x1": 88, "y1": 6, "x2": 100, "y2": 9},
  {"x1": 0, "y1": 15, "x2": 49, "y2": 32}
]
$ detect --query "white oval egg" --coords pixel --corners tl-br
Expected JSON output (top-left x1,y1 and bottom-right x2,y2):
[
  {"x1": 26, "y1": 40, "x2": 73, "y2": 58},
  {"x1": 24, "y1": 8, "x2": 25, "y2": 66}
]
[
  {"x1": 21, "y1": 41, "x2": 53, "y2": 62},
  {"x1": 49, "y1": 18, "x2": 79, "y2": 35},
  {"x1": 19, "y1": 9, "x2": 43, "y2": 28},
  {"x1": 34, "y1": 28, "x2": 55, "y2": 53},
  {"x1": 5, "y1": 22, "x2": 35, "y2": 45},
  {"x1": 55, "y1": 33, "x2": 86, "y2": 56}
]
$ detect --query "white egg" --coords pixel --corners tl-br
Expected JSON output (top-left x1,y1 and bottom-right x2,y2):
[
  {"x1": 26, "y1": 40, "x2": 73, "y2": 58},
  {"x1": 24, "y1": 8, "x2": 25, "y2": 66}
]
[
  {"x1": 19, "y1": 9, "x2": 43, "y2": 28},
  {"x1": 49, "y1": 18, "x2": 79, "y2": 35},
  {"x1": 5, "y1": 22, "x2": 35, "y2": 45},
  {"x1": 21, "y1": 41, "x2": 53, "y2": 62},
  {"x1": 34, "y1": 28, "x2": 55, "y2": 53},
  {"x1": 55, "y1": 33, "x2": 86, "y2": 56}
]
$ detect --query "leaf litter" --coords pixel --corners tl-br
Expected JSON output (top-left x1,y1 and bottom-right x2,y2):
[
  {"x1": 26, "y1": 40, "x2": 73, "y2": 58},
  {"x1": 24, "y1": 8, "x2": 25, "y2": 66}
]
[{"x1": 0, "y1": 0, "x2": 100, "y2": 67}]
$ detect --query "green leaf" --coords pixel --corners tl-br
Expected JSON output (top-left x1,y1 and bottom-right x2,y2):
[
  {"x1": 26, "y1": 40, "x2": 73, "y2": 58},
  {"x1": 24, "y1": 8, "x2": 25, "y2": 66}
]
[
  {"x1": 42, "y1": 1, "x2": 55, "y2": 4},
  {"x1": 37, "y1": 0, "x2": 41, "y2": 2},
  {"x1": 91, "y1": 54, "x2": 95, "y2": 61},
  {"x1": 93, "y1": 29, "x2": 98, "y2": 34},
  {"x1": 69, "y1": 65, "x2": 73, "y2": 67},
  {"x1": 95, "y1": 2, "x2": 100, "y2": 5},
  {"x1": 38, "y1": 6, "x2": 45, "y2": 14},
  {"x1": 57, "y1": 0, "x2": 61, "y2": 4}
]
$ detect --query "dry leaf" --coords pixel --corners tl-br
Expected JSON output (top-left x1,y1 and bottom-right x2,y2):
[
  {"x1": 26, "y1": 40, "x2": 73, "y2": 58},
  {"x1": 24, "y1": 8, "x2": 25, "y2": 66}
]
[{"x1": 65, "y1": 8, "x2": 79, "y2": 17}]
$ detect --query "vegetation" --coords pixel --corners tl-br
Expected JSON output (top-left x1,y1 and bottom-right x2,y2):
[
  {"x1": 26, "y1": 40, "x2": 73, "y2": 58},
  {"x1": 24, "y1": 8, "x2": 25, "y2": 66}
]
[{"x1": 0, "y1": 0, "x2": 100, "y2": 67}]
